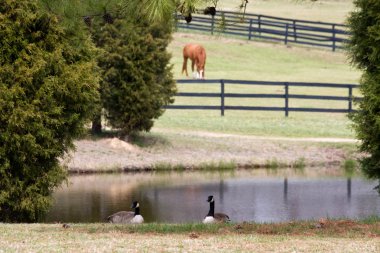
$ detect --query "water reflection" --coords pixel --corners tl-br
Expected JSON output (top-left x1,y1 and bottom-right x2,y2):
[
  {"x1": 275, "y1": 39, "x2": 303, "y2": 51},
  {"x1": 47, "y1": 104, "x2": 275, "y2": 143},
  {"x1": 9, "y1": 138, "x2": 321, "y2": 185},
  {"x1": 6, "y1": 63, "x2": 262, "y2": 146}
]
[{"x1": 44, "y1": 168, "x2": 380, "y2": 223}]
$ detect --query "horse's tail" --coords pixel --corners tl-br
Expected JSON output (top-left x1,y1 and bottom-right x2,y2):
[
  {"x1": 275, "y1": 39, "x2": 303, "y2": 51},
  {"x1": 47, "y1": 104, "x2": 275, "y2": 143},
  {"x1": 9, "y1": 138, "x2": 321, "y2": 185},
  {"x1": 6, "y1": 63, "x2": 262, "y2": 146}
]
[{"x1": 182, "y1": 56, "x2": 188, "y2": 76}]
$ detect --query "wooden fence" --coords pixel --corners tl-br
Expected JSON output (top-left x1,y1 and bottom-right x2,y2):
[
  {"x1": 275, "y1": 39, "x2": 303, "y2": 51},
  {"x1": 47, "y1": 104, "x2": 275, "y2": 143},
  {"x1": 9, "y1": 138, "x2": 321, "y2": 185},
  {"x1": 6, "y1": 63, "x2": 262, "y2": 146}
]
[
  {"x1": 165, "y1": 79, "x2": 361, "y2": 117},
  {"x1": 175, "y1": 11, "x2": 349, "y2": 51}
]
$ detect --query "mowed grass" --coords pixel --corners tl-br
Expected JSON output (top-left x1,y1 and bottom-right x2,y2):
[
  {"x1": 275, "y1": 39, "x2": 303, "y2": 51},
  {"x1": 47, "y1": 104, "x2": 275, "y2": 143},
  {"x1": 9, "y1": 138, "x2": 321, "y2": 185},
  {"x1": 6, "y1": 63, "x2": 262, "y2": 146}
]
[
  {"x1": 154, "y1": 111, "x2": 354, "y2": 138},
  {"x1": 1, "y1": 221, "x2": 378, "y2": 252},
  {"x1": 155, "y1": 30, "x2": 361, "y2": 139}
]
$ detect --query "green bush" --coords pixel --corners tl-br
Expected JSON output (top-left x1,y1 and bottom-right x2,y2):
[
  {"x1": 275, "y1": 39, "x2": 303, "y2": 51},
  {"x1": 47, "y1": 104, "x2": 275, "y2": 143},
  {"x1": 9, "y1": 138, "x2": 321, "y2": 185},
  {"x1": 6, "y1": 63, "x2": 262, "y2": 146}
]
[
  {"x1": 348, "y1": 0, "x2": 380, "y2": 181},
  {"x1": 0, "y1": 0, "x2": 99, "y2": 222},
  {"x1": 94, "y1": 17, "x2": 176, "y2": 136}
]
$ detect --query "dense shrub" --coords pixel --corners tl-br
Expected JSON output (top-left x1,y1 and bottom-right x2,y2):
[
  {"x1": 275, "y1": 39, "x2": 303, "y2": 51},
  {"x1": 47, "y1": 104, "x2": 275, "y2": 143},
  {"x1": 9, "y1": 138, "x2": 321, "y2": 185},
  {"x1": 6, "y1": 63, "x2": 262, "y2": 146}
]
[
  {"x1": 94, "y1": 17, "x2": 176, "y2": 136},
  {"x1": 0, "y1": 0, "x2": 99, "y2": 221},
  {"x1": 348, "y1": 0, "x2": 380, "y2": 181}
]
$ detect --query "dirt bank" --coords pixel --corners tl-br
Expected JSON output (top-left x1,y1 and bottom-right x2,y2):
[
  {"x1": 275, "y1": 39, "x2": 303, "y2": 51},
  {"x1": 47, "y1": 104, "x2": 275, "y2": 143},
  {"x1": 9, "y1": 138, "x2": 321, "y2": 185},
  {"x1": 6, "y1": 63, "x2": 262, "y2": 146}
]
[{"x1": 62, "y1": 129, "x2": 360, "y2": 173}]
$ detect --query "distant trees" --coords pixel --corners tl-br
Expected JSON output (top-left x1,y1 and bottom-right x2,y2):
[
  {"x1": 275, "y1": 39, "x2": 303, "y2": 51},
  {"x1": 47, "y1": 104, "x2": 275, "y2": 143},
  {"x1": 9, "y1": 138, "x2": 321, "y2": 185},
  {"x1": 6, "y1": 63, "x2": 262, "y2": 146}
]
[
  {"x1": 348, "y1": 0, "x2": 380, "y2": 183},
  {"x1": 0, "y1": 0, "x2": 99, "y2": 221}
]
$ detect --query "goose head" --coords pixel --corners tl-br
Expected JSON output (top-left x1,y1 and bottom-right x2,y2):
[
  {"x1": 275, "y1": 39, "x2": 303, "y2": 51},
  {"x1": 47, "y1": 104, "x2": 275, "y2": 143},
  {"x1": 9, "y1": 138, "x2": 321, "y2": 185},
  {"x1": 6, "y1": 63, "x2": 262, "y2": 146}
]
[{"x1": 131, "y1": 201, "x2": 139, "y2": 209}]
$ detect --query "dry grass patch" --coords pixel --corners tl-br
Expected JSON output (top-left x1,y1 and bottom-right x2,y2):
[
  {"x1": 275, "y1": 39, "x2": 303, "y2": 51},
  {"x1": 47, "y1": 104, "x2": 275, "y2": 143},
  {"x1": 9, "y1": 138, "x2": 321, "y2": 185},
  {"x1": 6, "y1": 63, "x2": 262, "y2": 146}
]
[{"x1": 0, "y1": 221, "x2": 379, "y2": 253}]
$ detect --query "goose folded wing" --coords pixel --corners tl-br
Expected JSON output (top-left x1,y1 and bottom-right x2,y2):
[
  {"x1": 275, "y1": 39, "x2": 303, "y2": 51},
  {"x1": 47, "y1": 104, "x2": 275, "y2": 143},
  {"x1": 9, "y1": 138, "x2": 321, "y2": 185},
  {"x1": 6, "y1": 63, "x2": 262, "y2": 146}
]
[{"x1": 107, "y1": 211, "x2": 135, "y2": 223}]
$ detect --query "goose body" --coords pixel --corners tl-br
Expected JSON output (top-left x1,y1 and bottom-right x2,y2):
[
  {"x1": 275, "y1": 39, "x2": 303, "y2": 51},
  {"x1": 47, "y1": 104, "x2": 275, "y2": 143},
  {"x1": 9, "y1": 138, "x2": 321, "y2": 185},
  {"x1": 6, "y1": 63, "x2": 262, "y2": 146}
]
[
  {"x1": 107, "y1": 201, "x2": 144, "y2": 224},
  {"x1": 130, "y1": 214, "x2": 144, "y2": 224},
  {"x1": 203, "y1": 195, "x2": 230, "y2": 224}
]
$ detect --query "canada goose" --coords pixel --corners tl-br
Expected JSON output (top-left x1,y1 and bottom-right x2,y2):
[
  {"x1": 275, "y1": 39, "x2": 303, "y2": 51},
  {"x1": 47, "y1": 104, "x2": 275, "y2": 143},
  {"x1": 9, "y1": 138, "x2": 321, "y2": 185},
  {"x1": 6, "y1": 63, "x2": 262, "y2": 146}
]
[
  {"x1": 107, "y1": 201, "x2": 144, "y2": 224},
  {"x1": 203, "y1": 195, "x2": 230, "y2": 223}
]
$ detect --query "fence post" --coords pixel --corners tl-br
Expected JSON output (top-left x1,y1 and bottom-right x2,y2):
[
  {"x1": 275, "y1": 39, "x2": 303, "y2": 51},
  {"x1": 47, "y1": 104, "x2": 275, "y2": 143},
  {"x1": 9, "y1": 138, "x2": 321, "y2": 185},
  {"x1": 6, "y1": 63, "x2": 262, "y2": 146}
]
[
  {"x1": 248, "y1": 18, "x2": 253, "y2": 40},
  {"x1": 284, "y1": 24, "x2": 289, "y2": 45},
  {"x1": 211, "y1": 15, "x2": 215, "y2": 35},
  {"x1": 348, "y1": 86, "x2": 353, "y2": 113},
  {"x1": 221, "y1": 79, "x2": 225, "y2": 116},
  {"x1": 293, "y1": 20, "x2": 297, "y2": 42},
  {"x1": 285, "y1": 82, "x2": 289, "y2": 117},
  {"x1": 258, "y1": 15, "x2": 262, "y2": 36},
  {"x1": 332, "y1": 24, "x2": 336, "y2": 52}
]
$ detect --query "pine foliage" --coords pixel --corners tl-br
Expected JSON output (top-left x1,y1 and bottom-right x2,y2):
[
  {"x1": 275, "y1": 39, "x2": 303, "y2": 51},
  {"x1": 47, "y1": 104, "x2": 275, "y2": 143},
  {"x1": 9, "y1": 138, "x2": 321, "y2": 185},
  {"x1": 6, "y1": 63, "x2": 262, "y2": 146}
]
[
  {"x1": 0, "y1": 0, "x2": 99, "y2": 221},
  {"x1": 94, "y1": 17, "x2": 176, "y2": 135},
  {"x1": 348, "y1": 0, "x2": 380, "y2": 180}
]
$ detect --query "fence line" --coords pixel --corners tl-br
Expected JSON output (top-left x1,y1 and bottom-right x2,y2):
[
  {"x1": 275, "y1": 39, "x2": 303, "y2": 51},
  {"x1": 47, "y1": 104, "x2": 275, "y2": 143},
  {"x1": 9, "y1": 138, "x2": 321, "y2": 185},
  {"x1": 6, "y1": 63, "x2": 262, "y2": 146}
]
[
  {"x1": 175, "y1": 11, "x2": 350, "y2": 51},
  {"x1": 165, "y1": 79, "x2": 361, "y2": 117}
]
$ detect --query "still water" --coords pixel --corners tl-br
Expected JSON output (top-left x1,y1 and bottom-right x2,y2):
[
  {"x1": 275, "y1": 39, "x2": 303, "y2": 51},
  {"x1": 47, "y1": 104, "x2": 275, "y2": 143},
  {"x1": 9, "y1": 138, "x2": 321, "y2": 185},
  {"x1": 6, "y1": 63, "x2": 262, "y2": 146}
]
[{"x1": 44, "y1": 168, "x2": 380, "y2": 223}]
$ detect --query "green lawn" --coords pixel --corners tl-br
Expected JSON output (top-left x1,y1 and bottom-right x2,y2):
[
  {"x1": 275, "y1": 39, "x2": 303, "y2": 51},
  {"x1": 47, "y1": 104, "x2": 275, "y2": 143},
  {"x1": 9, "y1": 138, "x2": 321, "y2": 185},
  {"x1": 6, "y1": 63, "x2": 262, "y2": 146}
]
[{"x1": 154, "y1": 110, "x2": 354, "y2": 138}]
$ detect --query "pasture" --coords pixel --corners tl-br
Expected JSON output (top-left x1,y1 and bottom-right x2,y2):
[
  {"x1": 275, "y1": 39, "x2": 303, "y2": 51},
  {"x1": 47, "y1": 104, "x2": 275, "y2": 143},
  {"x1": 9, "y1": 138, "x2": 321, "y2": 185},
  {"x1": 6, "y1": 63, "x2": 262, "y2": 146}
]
[{"x1": 154, "y1": 31, "x2": 361, "y2": 139}]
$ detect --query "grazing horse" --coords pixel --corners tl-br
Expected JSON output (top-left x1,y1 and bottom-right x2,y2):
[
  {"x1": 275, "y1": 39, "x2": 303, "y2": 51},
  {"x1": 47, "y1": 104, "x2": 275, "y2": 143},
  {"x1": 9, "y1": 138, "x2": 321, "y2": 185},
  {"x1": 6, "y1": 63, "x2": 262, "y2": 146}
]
[{"x1": 182, "y1": 44, "x2": 206, "y2": 79}]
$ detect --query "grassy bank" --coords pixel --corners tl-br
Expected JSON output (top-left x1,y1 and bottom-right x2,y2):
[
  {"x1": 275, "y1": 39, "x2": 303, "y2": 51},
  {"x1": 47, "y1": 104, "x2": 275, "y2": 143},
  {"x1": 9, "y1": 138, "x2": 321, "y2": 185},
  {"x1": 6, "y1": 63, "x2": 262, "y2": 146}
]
[
  {"x1": 1, "y1": 220, "x2": 378, "y2": 252},
  {"x1": 66, "y1": 129, "x2": 359, "y2": 172}
]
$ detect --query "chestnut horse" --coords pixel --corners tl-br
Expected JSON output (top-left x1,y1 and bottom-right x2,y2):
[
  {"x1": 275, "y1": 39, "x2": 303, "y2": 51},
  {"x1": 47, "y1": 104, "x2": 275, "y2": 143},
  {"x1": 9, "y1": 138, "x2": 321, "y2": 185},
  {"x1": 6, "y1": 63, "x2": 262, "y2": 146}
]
[{"x1": 182, "y1": 44, "x2": 206, "y2": 79}]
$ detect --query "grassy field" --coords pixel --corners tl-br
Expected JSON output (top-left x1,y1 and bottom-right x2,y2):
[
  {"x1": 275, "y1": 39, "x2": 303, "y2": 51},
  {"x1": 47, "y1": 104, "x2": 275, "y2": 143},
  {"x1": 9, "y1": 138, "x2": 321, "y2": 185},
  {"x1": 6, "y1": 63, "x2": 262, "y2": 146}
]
[
  {"x1": 154, "y1": 110, "x2": 355, "y2": 138},
  {"x1": 200, "y1": 0, "x2": 354, "y2": 24},
  {"x1": 153, "y1": 31, "x2": 361, "y2": 139},
  {"x1": 1, "y1": 221, "x2": 378, "y2": 252},
  {"x1": 169, "y1": 33, "x2": 359, "y2": 82}
]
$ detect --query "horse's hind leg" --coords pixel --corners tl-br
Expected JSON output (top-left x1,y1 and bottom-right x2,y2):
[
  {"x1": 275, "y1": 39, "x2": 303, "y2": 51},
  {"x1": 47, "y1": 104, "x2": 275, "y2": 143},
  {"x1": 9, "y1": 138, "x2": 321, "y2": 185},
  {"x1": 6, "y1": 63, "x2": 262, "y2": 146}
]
[{"x1": 182, "y1": 57, "x2": 189, "y2": 76}]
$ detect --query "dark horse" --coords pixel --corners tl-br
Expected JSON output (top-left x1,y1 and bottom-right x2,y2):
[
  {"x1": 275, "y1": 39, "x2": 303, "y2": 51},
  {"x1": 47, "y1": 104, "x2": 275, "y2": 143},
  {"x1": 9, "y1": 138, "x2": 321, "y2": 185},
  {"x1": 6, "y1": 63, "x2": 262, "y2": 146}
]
[{"x1": 182, "y1": 44, "x2": 206, "y2": 79}]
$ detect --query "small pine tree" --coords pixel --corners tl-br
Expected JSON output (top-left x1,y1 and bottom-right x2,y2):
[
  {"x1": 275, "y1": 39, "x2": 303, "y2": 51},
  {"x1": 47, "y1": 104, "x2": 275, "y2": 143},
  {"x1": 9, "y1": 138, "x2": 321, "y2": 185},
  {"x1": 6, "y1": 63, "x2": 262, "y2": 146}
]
[
  {"x1": 348, "y1": 0, "x2": 380, "y2": 181},
  {"x1": 0, "y1": 0, "x2": 99, "y2": 221},
  {"x1": 94, "y1": 17, "x2": 176, "y2": 136}
]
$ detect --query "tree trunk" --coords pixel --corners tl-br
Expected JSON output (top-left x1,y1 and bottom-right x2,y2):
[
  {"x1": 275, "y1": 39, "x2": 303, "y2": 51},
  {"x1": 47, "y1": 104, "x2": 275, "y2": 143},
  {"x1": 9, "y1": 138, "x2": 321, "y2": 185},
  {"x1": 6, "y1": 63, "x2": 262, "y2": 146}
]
[{"x1": 91, "y1": 113, "x2": 102, "y2": 135}]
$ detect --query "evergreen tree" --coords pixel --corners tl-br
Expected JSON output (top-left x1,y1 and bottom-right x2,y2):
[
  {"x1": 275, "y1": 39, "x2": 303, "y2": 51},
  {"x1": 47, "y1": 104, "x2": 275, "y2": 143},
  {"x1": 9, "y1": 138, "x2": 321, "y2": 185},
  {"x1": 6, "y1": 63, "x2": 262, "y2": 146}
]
[
  {"x1": 0, "y1": 0, "x2": 99, "y2": 221},
  {"x1": 94, "y1": 17, "x2": 176, "y2": 136},
  {"x1": 348, "y1": 0, "x2": 380, "y2": 182}
]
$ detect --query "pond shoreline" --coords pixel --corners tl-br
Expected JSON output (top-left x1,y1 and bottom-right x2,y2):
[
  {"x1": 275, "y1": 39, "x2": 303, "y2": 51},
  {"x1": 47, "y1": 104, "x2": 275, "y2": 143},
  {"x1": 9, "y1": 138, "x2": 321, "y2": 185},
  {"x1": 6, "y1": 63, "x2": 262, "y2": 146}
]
[
  {"x1": 62, "y1": 129, "x2": 360, "y2": 173},
  {"x1": 66, "y1": 162, "x2": 340, "y2": 174}
]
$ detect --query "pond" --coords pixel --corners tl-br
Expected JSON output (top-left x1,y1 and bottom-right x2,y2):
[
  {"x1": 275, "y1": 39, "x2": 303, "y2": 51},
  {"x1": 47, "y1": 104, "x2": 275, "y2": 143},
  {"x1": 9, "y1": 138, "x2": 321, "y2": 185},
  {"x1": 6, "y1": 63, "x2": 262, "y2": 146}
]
[{"x1": 44, "y1": 168, "x2": 380, "y2": 223}]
